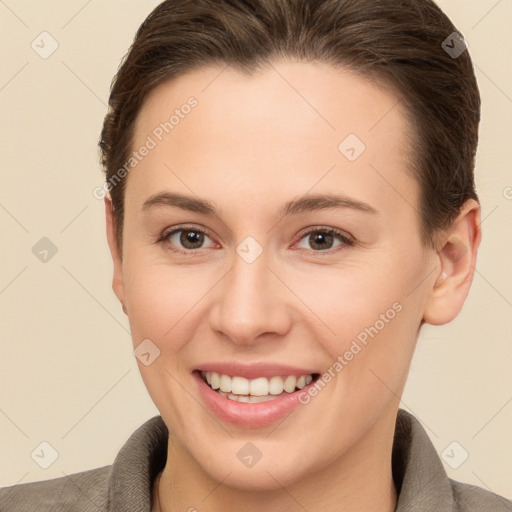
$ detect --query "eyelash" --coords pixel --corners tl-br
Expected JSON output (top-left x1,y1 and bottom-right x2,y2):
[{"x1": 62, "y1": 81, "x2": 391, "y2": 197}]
[{"x1": 157, "y1": 225, "x2": 356, "y2": 256}]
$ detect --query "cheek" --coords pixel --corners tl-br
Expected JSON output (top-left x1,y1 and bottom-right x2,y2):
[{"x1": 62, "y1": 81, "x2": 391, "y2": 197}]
[
  {"x1": 122, "y1": 258, "x2": 207, "y2": 415},
  {"x1": 123, "y1": 254, "x2": 215, "y2": 348},
  {"x1": 282, "y1": 251, "x2": 422, "y2": 388},
  {"x1": 283, "y1": 252, "x2": 416, "y2": 333}
]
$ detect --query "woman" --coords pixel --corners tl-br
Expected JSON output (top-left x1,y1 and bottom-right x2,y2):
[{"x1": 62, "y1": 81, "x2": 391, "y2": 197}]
[{"x1": 1, "y1": 0, "x2": 510, "y2": 510}]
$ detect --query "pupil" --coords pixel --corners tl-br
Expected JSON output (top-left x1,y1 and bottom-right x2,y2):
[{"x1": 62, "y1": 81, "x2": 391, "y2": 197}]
[
  {"x1": 311, "y1": 231, "x2": 333, "y2": 250},
  {"x1": 182, "y1": 230, "x2": 203, "y2": 248}
]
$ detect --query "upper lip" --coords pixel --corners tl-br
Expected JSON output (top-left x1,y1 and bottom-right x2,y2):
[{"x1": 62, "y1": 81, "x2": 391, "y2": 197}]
[{"x1": 194, "y1": 362, "x2": 320, "y2": 380}]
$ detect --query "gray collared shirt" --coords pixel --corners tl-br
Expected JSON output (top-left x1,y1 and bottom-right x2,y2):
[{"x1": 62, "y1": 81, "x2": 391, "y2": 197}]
[{"x1": 1, "y1": 409, "x2": 510, "y2": 511}]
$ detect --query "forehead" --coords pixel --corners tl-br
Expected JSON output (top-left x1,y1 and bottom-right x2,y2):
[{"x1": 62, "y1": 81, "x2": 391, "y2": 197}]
[{"x1": 126, "y1": 60, "x2": 418, "y2": 222}]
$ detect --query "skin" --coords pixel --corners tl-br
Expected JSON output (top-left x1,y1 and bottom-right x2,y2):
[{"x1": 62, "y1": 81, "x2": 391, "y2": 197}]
[{"x1": 104, "y1": 60, "x2": 481, "y2": 512}]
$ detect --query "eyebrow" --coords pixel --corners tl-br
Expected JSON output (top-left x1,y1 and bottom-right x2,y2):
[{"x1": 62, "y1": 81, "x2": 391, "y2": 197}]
[{"x1": 141, "y1": 191, "x2": 378, "y2": 217}]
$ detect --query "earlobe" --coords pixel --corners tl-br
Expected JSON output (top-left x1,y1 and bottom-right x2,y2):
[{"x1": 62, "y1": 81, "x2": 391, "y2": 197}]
[
  {"x1": 104, "y1": 196, "x2": 127, "y2": 314},
  {"x1": 422, "y1": 199, "x2": 481, "y2": 326}
]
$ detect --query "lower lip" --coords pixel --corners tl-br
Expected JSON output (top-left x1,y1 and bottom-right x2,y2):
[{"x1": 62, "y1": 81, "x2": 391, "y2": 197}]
[{"x1": 192, "y1": 371, "x2": 318, "y2": 428}]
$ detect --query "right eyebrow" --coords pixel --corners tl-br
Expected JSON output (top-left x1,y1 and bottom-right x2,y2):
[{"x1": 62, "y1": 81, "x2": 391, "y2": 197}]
[{"x1": 142, "y1": 192, "x2": 217, "y2": 215}]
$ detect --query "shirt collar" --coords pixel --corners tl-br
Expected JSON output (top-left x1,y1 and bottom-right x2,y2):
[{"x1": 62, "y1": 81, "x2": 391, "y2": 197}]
[
  {"x1": 392, "y1": 409, "x2": 454, "y2": 511},
  {"x1": 107, "y1": 409, "x2": 454, "y2": 510}
]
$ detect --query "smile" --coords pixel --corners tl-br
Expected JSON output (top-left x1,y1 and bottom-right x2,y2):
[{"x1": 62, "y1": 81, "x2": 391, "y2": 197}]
[{"x1": 192, "y1": 368, "x2": 321, "y2": 427}]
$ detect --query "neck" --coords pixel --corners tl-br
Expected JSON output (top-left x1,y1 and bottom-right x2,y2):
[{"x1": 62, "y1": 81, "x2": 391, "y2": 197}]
[{"x1": 153, "y1": 409, "x2": 398, "y2": 512}]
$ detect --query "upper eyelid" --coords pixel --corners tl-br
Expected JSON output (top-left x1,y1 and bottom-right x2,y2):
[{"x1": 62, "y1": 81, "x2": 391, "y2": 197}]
[
  {"x1": 163, "y1": 224, "x2": 216, "y2": 241},
  {"x1": 294, "y1": 225, "x2": 352, "y2": 240}
]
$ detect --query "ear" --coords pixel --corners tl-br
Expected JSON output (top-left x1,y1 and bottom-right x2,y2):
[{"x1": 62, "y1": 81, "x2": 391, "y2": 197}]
[
  {"x1": 422, "y1": 199, "x2": 482, "y2": 325},
  {"x1": 104, "y1": 196, "x2": 127, "y2": 315}
]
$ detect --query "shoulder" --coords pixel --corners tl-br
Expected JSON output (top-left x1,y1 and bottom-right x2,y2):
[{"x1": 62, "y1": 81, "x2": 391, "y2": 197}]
[
  {"x1": 0, "y1": 465, "x2": 111, "y2": 511},
  {"x1": 394, "y1": 410, "x2": 511, "y2": 511},
  {"x1": 450, "y1": 478, "x2": 512, "y2": 511}
]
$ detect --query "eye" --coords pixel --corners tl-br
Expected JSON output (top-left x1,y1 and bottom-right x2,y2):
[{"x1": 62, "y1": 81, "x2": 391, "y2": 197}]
[
  {"x1": 159, "y1": 226, "x2": 216, "y2": 253},
  {"x1": 157, "y1": 225, "x2": 355, "y2": 255},
  {"x1": 294, "y1": 227, "x2": 354, "y2": 253}
]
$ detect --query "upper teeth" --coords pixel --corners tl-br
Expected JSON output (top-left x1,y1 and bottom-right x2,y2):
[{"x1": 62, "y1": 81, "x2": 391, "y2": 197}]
[{"x1": 201, "y1": 371, "x2": 313, "y2": 396}]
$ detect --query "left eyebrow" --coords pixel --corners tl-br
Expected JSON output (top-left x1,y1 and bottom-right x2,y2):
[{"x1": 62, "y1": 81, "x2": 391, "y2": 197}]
[{"x1": 279, "y1": 193, "x2": 379, "y2": 217}]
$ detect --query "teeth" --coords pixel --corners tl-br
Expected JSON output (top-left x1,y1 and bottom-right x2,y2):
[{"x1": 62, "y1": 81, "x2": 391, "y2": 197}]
[
  {"x1": 232, "y1": 376, "x2": 249, "y2": 394},
  {"x1": 250, "y1": 377, "x2": 269, "y2": 396},
  {"x1": 284, "y1": 375, "x2": 299, "y2": 392},
  {"x1": 219, "y1": 374, "x2": 232, "y2": 393},
  {"x1": 210, "y1": 372, "x2": 220, "y2": 390},
  {"x1": 218, "y1": 390, "x2": 281, "y2": 403},
  {"x1": 202, "y1": 371, "x2": 315, "y2": 397},
  {"x1": 269, "y1": 376, "x2": 284, "y2": 394}
]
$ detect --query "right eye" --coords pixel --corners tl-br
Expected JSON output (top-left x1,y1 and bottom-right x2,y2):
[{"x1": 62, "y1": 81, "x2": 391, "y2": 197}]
[{"x1": 158, "y1": 226, "x2": 217, "y2": 254}]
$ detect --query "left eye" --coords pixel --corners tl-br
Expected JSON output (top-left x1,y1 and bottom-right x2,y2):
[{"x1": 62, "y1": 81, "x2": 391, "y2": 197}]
[{"x1": 295, "y1": 228, "x2": 353, "y2": 252}]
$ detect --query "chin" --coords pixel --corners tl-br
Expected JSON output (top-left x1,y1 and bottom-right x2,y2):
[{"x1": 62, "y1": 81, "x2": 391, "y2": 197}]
[
  {"x1": 209, "y1": 463, "x2": 303, "y2": 492},
  {"x1": 195, "y1": 442, "x2": 316, "y2": 491}
]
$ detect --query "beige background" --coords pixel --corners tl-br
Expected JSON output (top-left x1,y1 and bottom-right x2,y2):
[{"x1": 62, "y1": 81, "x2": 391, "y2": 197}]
[{"x1": 1, "y1": 0, "x2": 511, "y2": 499}]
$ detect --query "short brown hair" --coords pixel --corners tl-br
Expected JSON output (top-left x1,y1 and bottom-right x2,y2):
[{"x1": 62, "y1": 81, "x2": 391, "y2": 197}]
[{"x1": 99, "y1": 0, "x2": 480, "y2": 257}]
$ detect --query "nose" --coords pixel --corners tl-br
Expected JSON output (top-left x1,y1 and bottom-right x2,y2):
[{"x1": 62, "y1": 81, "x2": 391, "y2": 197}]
[{"x1": 208, "y1": 248, "x2": 292, "y2": 346}]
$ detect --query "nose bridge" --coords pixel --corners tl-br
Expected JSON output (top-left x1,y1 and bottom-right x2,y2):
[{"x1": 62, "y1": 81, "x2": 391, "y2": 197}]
[{"x1": 209, "y1": 246, "x2": 290, "y2": 344}]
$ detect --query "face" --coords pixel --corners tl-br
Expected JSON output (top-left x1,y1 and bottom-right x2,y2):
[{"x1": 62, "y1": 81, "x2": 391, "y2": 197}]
[{"x1": 107, "y1": 60, "x2": 440, "y2": 489}]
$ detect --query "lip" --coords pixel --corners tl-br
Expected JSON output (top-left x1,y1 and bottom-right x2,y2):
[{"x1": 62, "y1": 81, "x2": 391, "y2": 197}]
[
  {"x1": 192, "y1": 369, "x2": 320, "y2": 428},
  {"x1": 193, "y1": 361, "x2": 320, "y2": 380}
]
